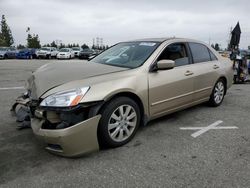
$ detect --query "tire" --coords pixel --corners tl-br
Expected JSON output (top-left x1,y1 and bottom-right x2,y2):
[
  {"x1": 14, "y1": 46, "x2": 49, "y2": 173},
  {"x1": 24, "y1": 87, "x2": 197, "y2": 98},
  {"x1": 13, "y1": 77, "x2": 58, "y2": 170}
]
[
  {"x1": 98, "y1": 97, "x2": 141, "y2": 148},
  {"x1": 208, "y1": 79, "x2": 226, "y2": 107}
]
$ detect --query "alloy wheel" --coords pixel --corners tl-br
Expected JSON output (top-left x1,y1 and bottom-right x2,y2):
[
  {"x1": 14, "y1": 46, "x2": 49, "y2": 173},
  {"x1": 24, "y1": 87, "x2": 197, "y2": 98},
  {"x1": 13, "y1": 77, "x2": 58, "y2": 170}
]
[
  {"x1": 108, "y1": 105, "x2": 137, "y2": 142},
  {"x1": 214, "y1": 81, "x2": 224, "y2": 104}
]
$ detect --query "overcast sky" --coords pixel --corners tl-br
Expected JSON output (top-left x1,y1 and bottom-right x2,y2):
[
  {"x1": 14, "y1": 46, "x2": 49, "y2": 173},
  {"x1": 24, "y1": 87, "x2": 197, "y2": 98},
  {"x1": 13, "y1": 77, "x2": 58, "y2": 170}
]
[{"x1": 1, "y1": 0, "x2": 250, "y2": 48}]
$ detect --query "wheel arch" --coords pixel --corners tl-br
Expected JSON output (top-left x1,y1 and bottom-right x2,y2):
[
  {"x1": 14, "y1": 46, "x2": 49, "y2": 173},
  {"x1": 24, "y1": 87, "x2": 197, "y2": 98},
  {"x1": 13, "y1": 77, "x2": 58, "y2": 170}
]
[
  {"x1": 218, "y1": 76, "x2": 227, "y2": 94},
  {"x1": 98, "y1": 91, "x2": 146, "y2": 125}
]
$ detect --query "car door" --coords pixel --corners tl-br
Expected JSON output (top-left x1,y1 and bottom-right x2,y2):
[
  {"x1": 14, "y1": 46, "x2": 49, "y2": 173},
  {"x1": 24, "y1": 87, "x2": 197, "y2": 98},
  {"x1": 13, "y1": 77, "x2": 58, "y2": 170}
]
[
  {"x1": 188, "y1": 42, "x2": 220, "y2": 102},
  {"x1": 148, "y1": 42, "x2": 195, "y2": 117}
]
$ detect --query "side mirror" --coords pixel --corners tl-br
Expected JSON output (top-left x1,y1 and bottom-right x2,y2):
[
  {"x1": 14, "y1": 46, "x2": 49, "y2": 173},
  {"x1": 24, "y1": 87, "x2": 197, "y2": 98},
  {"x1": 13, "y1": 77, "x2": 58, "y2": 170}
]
[{"x1": 151, "y1": 60, "x2": 175, "y2": 71}]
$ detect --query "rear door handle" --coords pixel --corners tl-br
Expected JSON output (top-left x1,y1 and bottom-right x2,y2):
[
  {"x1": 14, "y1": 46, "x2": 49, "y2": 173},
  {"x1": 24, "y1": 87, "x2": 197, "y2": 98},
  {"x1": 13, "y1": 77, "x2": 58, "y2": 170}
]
[
  {"x1": 213, "y1": 65, "x2": 220, "y2": 69},
  {"x1": 184, "y1": 70, "x2": 194, "y2": 76}
]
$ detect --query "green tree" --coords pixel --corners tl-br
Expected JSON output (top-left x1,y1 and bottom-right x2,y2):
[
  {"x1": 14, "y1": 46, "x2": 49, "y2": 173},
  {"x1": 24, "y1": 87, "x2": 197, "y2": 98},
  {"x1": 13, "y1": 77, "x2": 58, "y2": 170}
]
[
  {"x1": 0, "y1": 15, "x2": 14, "y2": 46},
  {"x1": 59, "y1": 43, "x2": 65, "y2": 49},
  {"x1": 81, "y1": 44, "x2": 89, "y2": 49},
  {"x1": 50, "y1": 41, "x2": 57, "y2": 48},
  {"x1": 211, "y1": 44, "x2": 215, "y2": 49},
  {"x1": 27, "y1": 33, "x2": 41, "y2": 48}
]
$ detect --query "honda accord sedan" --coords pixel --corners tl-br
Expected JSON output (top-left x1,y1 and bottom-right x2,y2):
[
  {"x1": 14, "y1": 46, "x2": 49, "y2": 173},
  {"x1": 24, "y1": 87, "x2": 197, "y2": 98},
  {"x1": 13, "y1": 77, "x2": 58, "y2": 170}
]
[{"x1": 21, "y1": 38, "x2": 233, "y2": 157}]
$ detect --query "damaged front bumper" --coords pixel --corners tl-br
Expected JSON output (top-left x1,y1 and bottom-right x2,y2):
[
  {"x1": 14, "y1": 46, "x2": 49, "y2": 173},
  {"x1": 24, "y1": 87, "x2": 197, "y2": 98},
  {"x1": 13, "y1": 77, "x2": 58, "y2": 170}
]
[
  {"x1": 12, "y1": 94, "x2": 103, "y2": 157},
  {"x1": 31, "y1": 114, "x2": 101, "y2": 157}
]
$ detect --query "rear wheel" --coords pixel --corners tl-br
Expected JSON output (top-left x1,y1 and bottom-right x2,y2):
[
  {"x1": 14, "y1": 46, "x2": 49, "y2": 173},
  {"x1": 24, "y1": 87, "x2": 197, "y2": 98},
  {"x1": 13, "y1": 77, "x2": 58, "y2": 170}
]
[
  {"x1": 208, "y1": 79, "x2": 226, "y2": 107},
  {"x1": 98, "y1": 97, "x2": 141, "y2": 148}
]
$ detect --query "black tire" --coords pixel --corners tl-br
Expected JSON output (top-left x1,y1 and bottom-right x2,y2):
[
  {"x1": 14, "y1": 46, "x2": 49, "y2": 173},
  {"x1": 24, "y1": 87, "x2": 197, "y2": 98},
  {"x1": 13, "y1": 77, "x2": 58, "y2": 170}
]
[
  {"x1": 98, "y1": 97, "x2": 141, "y2": 148},
  {"x1": 208, "y1": 78, "x2": 226, "y2": 107}
]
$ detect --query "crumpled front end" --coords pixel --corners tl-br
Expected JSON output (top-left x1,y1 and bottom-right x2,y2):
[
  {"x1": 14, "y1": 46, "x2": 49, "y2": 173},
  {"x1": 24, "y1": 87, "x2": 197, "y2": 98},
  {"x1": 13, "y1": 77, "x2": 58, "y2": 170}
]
[
  {"x1": 31, "y1": 112, "x2": 101, "y2": 157},
  {"x1": 13, "y1": 73, "x2": 103, "y2": 157}
]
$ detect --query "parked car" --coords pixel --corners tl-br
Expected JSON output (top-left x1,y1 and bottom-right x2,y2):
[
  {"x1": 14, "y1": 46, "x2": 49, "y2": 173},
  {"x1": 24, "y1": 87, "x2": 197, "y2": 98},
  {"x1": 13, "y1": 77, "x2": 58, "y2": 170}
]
[
  {"x1": 0, "y1": 47, "x2": 17, "y2": 59},
  {"x1": 79, "y1": 48, "x2": 97, "y2": 59},
  {"x1": 57, "y1": 48, "x2": 74, "y2": 59},
  {"x1": 37, "y1": 47, "x2": 58, "y2": 59},
  {"x1": 18, "y1": 38, "x2": 233, "y2": 157},
  {"x1": 72, "y1": 47, "x2": 82, "y2": 57},
  {"x1": 16, "y1": 48, "x2": 36, "y2": 59}
]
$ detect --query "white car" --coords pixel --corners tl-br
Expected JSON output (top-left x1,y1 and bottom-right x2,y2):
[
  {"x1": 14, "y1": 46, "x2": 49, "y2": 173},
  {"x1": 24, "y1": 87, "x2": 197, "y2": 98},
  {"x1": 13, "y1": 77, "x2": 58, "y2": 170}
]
[
  {"x1": 37, "y1": 47, "x2": 58, "y2": 59},
  {"x1": 72, "y1": 47, "x2": 82, "y2": 57},
  {"x1": 57, "y1": 48, "x2": 75, "y2": 59}
]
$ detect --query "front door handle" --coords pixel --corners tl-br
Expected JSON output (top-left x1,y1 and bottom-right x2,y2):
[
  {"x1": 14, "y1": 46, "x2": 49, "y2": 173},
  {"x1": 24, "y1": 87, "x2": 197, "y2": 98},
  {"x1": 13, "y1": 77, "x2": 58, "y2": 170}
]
[
  {"x1": 184, "y1": 70, "x2": 194, "y2": 76},
  {"x1": 213, "y1": 64, "x2": 220, "y2": 69}
]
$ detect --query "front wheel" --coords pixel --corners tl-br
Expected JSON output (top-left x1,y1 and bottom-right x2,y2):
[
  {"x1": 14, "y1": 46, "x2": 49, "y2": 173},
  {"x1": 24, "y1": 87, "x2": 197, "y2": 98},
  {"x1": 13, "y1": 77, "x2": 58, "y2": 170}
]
[
  {"x1": 98, "y1": 97, "x2": 141, "y2": 148},
  {"x1": 208, "y1": 79, "x2": 226, "y2": 107}
]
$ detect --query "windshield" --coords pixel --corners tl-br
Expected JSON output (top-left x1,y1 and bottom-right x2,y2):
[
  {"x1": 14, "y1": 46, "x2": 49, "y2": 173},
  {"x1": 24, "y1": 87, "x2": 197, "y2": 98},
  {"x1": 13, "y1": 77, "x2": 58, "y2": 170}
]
[
  {"x1": 0, "y1": 47, "x2": 8, "y2": 51},
  {"x1": 60, "y1": 48, "x2": 70, "y2": 52},
  {"x1": 41, "y1": 47, "x2": 50, "y2": 51},
  {"x1": 91, "y1": 42, "x2": 160, "y2": 68},
  {"x1": 72, "y1": 47, "x2": 80, "y2": 50}
]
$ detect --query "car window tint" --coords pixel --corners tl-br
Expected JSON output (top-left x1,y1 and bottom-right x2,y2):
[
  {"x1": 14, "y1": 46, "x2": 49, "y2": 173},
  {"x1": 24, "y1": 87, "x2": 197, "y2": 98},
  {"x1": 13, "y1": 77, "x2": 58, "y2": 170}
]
[
  {"x1": 208, "y1": 49, "x2": 218, "y2": 61},
  {"x1": 189, "y1": 43, "x2": 211, "y2": 63},
  {"x1": 158, "y1": 43, "x2": 189, "y2": 67}
]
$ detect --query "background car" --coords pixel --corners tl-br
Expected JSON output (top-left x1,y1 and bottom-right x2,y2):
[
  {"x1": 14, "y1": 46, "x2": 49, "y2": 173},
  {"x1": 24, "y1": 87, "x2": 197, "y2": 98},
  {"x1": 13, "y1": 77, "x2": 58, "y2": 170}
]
[
  {"x1": 16, "y1": 48, "x2": 36, "y2": 59},
  {"x1": 37, "y1": 47, "x2": 58, "y2": 59},
  {"x1": 72, "y1": 47, "x2": 82, "y2": 57},
  {"x1": 57, "y1": 48, "x2": 74, "y2": 59},
  {"x1": 79, "y1": 48, "x2": 98, "y2": 59},
  {"x1": 0, "y1": 47, "x2": 17, "y2": 59}
]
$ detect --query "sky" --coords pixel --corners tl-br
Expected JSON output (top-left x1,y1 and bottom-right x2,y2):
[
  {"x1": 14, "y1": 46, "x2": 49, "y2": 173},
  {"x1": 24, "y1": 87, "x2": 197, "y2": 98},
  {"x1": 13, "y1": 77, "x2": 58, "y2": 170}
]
[{"x1": 1, "y1": 0, "x2": 250, "y2": 49}]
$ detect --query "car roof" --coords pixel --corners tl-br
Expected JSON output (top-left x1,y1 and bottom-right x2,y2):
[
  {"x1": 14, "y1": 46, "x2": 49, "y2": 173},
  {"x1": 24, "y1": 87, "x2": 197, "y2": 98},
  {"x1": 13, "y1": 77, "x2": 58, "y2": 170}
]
[{"x1": 125, "y1": 37, "x2": 204, "y2": 44}]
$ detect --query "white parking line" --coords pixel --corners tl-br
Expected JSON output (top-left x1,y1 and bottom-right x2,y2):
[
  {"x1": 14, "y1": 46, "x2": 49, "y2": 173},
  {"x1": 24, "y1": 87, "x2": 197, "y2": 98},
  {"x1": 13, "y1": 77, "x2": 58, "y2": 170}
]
[
  {"x1": 0, "y1": 86, "x2": 25, "y2": 90},
  {"x1": 180, "y1": 120, "x2": 238, "y2": 138}
]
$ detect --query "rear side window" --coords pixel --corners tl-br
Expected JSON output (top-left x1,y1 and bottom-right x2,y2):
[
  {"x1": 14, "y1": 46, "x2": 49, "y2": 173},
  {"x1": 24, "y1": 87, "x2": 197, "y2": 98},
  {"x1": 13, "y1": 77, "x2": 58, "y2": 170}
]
[
  {"x1": 158, "y1": 43, "x2": 189, "y2": 67},
  {"x1": 189, "y1": 43, "x2": 211, "y2": 63}
]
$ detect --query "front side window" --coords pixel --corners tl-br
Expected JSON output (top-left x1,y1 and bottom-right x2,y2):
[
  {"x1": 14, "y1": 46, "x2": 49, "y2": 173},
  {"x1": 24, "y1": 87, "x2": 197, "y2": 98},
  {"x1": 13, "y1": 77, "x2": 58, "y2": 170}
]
[
  {"x1": 91, "y1": 42, "x2": 160, "y2": 68},
  {"x1": 158, "y1": 43, "x2": 189, "y2": 67},
  {"x1": 189, "y1": 43, "x2": 211, "y2": 63},
  {"x1": 208, "y1": 49, "x2": 218, "y2": 61}
]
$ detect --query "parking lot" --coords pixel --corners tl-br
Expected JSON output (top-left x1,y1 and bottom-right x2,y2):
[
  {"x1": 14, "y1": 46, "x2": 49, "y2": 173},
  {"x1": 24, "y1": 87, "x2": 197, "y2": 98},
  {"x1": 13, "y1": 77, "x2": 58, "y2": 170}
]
[{"x1": 0, "y1": 59, "x2": 249, "y2": 188}]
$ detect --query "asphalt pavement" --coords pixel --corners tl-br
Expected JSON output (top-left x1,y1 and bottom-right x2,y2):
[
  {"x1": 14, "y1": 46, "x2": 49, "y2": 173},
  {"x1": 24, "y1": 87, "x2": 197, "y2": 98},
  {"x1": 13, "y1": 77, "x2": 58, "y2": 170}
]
[{"x1": 0, "y1": 59, "x2": 249, "y2": 188}]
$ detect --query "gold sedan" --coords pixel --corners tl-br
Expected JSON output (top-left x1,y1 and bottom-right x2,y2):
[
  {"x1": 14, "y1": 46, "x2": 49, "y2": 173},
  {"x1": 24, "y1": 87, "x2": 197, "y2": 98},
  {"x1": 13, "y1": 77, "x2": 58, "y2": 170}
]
[{"x1": 24, "y1": 38, "x2": 233, "y2": 157}]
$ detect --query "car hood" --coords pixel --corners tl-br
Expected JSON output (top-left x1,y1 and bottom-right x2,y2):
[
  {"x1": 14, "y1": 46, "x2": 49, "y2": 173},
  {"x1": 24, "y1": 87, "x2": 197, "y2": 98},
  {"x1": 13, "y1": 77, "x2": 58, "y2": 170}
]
[
  {"x1": 58, "y1": 52, "x2": 70, "y2": 55},
  {"x1": 27, "y1": 61, "x2": 128, "y2": 99},
  {"x1": 0, "y1": 51, "x2": 6, "y2": 55}
]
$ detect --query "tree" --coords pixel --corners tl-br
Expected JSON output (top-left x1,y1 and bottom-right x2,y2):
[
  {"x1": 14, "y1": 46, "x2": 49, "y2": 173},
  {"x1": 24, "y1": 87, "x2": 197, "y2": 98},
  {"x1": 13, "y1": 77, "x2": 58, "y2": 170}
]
[
  {"x1": 50, "y1": 41, "x2": 57, "y2": 48},
  {"x1": 248, "y1": 46, "x2": 250, "y2": 50},
  {"x1": 27, "y1": 33, "x2": 41, "y2": 48},
  {"x1": 214, "y1": 43, "x2": 220, "y2": 51},
  {"x1": 0, "y1": 15, "x2": 14, "y2": 46},
  {"x1": 211, "y1": 44, "x2": 215, "y2": 49},
  {"x1": 59, "y1": 43, "x2": 65, "y2": 49},
  {"x1": 81, "y1": 43, "x2": 89, "y2": 49}
]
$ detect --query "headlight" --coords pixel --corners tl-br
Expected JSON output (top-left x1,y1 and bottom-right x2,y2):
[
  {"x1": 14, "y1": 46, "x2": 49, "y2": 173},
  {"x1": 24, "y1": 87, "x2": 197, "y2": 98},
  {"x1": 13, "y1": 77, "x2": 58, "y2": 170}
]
[{"x1": 40, "y1": 87, "x2": 90, "y2": 107}]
